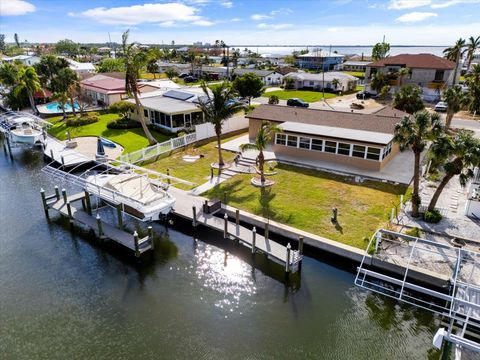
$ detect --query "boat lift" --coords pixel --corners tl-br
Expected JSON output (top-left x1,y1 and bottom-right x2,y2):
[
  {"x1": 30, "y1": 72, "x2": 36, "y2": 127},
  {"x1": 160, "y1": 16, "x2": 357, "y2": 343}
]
[{"x1": 355, "y1": 229, "x2": 480, "y2": 356}]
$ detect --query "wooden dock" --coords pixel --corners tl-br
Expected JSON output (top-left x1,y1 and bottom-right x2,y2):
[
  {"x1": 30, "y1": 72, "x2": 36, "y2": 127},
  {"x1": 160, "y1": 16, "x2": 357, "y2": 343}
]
[
  {"x1": 40, "y1": 188, "x2": 154, "y2": 257},
  {"x1": 169, "y1": 187, "x2": 302, "y2": 273},
  {"x1": 43, "y1": 135, "x2": 92, "y2": 168}
]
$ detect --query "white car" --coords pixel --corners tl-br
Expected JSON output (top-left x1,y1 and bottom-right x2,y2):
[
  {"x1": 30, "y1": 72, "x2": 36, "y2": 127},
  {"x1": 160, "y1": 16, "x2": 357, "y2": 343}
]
[{"x1": 434, "y1": 101, "x2": 448, "y2": 112}]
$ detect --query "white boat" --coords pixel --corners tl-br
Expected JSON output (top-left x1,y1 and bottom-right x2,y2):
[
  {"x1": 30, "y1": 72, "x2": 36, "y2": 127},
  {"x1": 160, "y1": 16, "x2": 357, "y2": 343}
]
[
  {"x1": 10, "y1": 122, "x2": 43, "y2": 144},
  {"x1": 85, "y1": 172, "x2": 175, "y2": 221}
]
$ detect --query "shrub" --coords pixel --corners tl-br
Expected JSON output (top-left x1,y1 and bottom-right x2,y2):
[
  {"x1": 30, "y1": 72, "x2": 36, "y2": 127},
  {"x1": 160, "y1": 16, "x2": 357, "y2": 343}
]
[
  {"x1": 109, "y1": 101, "x2": 136, "y2": 115},
  {"x1": 66, "y1": 114, "x2": 98, "y2": 127},
  {"x1": 423, "y1": 209, "x2": 442, "y2": 223},
  {"x1": 405, "y1": 227, "x2": 421, "y2": 238},
  {"x1": 107, "y1": 118, "x2": 141, "y2": 129},
  {"x1": 268, "y1": 95, "x2": 279, "y2": 105}
]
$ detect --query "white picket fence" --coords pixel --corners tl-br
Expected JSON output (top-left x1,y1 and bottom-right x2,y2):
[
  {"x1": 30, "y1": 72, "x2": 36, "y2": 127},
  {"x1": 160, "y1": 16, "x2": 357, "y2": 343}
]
[{"x1": 118, "y1": 132, "x2": 197, "y2": 164}]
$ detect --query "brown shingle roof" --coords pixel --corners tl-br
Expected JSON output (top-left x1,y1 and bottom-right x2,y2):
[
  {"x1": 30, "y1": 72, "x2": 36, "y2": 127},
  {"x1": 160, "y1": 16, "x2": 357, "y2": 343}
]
[
  {"x1": 247, "y1": 104, "x2": 404, "y2": 134},
  {"x1": 368, "y1": 54, "x2": 455, "y2": 70}
]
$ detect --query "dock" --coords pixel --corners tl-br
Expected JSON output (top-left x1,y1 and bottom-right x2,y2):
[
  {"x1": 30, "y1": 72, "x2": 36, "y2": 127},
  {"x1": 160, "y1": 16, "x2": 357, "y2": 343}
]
[
  {"x1": 40, "y1": 187, "x2": 154, "y2": 257},
  {"x1": 43, "y1": 135, "x2": 93, "y2": 168},
  {"x1": 169, "y1": 187, "x2": 302, "y2": 273}
]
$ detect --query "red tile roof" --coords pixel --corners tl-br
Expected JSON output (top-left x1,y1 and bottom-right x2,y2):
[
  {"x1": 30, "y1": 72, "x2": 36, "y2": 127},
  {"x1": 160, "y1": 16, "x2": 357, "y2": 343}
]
[
  {"x1": 80, "y1": 74, "x2": 126, "y2": 94},
  {"x1": 368, "y1": 54, "x2": 455, "y2": 70}
]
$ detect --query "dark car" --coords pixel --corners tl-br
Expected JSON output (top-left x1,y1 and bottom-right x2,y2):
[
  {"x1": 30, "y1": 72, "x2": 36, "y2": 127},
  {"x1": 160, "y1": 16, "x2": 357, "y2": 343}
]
[
  {"x1": 356, "y1": 91, "x2": 376, "y2": 99},
  {"x1": 178, "y1": 73, "x2": 190, "y2": 78},
  {"x1": 183, "y1": 76, "x2": 198, "y2": 83},
  {"x1": 286, "y1": 98, "x2": 309, "y2": 108}
]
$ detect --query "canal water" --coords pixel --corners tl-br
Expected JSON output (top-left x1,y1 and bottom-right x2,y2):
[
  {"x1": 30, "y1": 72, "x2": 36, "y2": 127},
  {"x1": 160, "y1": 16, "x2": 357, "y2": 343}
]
[{"x1": 0, "y1": 144, "x2": 447, "y2": 360}]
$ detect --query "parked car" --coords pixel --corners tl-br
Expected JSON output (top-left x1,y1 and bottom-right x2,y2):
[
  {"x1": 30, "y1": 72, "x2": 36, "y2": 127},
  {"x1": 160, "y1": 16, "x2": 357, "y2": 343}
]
[
  {"x1": 434, "y1": 101, "x2": 448, "y2": 112},
  {"x1": 356, "y1": 91, "x2": 376, "y2": 99},
  {"x1": 226, "y1": 97, "x2": 248, "y2": 106},
  {"x1": 178, "y1": 73, "x2": 189, "y2": 78},
  {"x1": 286, "y1": 98, "x2": 309, "y2": 108},
  {"x1": 183, "y1": 76, "x2": 198, "y2": 83}
]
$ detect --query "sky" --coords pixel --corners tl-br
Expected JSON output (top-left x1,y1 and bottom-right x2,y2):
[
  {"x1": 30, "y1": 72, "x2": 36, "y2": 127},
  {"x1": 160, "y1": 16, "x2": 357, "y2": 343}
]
[{"x1": 0, "y1": 0, "x2": 479, "y2": 45}]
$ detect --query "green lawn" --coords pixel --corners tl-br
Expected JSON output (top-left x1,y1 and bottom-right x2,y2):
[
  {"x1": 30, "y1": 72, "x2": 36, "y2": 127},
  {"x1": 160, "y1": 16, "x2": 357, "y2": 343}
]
[
  {"x1": 205, "y1": 164, "x2": 406, "y2": 248},
  {"x1": 355, "y1": 84, "x2": 364, "y2": 91},
  {"x1": 140, "y1": 72, "x2": 167, "y2": 80},
  {"x1": 47, "y1": 113, "x2": 172, "y2": 154},
  {"x1": 262, "y1": 90, "x2": 337, "y2": 102},
  {"x1": 344, "y1": 71, "x2": 365, "y2": 78}
]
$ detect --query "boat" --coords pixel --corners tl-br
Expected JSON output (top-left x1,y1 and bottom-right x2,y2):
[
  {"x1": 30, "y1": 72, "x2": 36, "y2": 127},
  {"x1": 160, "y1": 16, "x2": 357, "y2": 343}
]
[
  {"x1": 84, "y1": 172, "x2": 175, "y2": 221},
  {"x1": 100, "y1": 137, "x2": 117, "y2": 148},
  {"x1": 9, "y1": 118, "x2": 44, "y2": 145}
]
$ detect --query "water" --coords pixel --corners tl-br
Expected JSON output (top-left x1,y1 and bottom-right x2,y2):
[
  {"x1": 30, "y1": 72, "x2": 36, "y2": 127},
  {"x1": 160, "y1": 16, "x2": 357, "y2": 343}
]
[
  {"x1": 240, "y1": 45, "x2": 447, "y2": 57},
  {"x1": 45, "y1": 101, "x2": 80, "y2": 112},
  {"x1": 0, "y1": 143, "x2": 447, "y2": 360}
]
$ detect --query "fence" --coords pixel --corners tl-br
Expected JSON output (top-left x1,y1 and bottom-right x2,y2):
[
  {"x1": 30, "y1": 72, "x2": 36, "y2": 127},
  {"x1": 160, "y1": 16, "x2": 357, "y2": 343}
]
[
  {"x1": 118, "y1": 132, "x2": 197, "y2": 164},
  {"x1": 195, "y1": 115, "x2": 248, "y2": 141}
]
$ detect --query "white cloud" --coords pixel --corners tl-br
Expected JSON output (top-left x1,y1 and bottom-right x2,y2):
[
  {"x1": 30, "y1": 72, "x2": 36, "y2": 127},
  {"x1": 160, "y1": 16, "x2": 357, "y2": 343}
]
[
  {"x1": 251, "y1": 14, "x2": 272, "y2": 21},
  {"x1": 270, "y1": 8, "x2": 293, "y2": 15},
  {"x1": 396, "y1": 11, "x2": 438, "y2": 22},
  {"x1": 431, "y1": 0, "x2": 480, "y2": 7},
  {"x1": 388, "y1": 0, "x2": 432, "y2": 9},
  {"x1": 257, "y1": 23, "x2": 293, "y2": 30},
  {"x1": 1, "y1": 0, "x2": 35, "y2": 16},
  {"x1": 71, "y1": 3, "x2": 207, "y2": 26},
  {"x1": 221, "y1": 1, "x2": 233, "y2": 8},
  {"x1": 193, "y1": 20, "x2": 214, "y2": 26},
  {"x1": 231, "y1": 18, "x2": 242, "y2": 22}
]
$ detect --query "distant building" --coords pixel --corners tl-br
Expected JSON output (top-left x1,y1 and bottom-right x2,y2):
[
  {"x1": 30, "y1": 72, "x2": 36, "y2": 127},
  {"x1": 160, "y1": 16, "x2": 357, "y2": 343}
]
[
  {"x1": 193, "y1": 42, "x2": 202, "y2": 47},
  {"x1": 295, "y1": 51, "x2": 344, "y2": 71},
  {"x1": 335, "y1": 61, "x2": 371, "y2": 72},
  {"x1": 283, "y1": 71, "x2": 358, "y2": 92},
  {"x1": 66, "y1": 58, "x2": 96, "y2": 76},
  {"x1": 2, "y1": 55, "x2": 40, "y2": 66},
  {"x1": 232, "y1": 68, "x2": 284, "y2": 85}
]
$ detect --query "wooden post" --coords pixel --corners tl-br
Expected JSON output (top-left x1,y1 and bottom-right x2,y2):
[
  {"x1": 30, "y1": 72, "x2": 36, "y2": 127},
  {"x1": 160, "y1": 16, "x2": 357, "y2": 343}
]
[
  {"x1": 116, "y1": 203, "x2": 123, "y2": 229},
  {"x1": 6, "y1": 135, "x2": 13, "y2": 159},
  {"x1": 61, "y1": 188, "x2": 67, "y2": 204},
  {"x1": 50, "y1": 149, "x2": 54, "y2": 161},
  {"x1": 96, "y1": 214, "x2": 104, "y2": 241},
  {"x1": 265, "y1": 222, "x2": 269, "y2": 242},
  {"x1": 375, "y1": 231, "x2": 382, "y2": 253},
  {"x1": 66, "y1": 201, "x2": 73, "y2": 224},
  {"x1": 61, "y1": 155, "x2": 65, "y2": 167},
  {"x1": 84, "y1": 191, "x2": 92, "y2": 215},
  {"x1": 298, "y1": 236, "x2": 304, "y2": 255},
  {"x1": 148, "y1": 226, "x2": 154, "y2": 251},
  {"x1": 54, "y1": 186, "x2": 60, "y2": 201},
  {"x1": 223, "y1": 213, "x2": 228, "y2": 239},
  {"x1": 40, "y1": 188, "x2": 49, "y2": 219},
  {"x1": 203, "y1": 199, "x2": 208, "y2": 213},
  {"x1": 134, "y1": 231, "x2": 140, "y2": 257},
  {"x1": 251, "y1": 227, "x2": 256, "y2": 254},
  {"x1": 166, "y1": 168, "x2": 170, "y2": 184},
  {"x1": 235, "y1": 209, "x2": 240, "y2": 226},
  {"x1": 192, "y1": 205, "x2": 197, "y2": 227},
  {"x1": 285, "y1": 243, "x2": 291, "y2": 274},
  {"x1": 390, "y1": 208, "x2": 395, "y2": 223},
  {"x1": 223, "y1": 191, "x2": 227, "y2": 204}
]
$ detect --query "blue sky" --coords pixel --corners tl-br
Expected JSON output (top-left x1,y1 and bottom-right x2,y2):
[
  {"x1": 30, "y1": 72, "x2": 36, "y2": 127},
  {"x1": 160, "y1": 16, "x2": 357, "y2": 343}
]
[{"x1": 0, "y1": 0, "x2": 479, "y2": 45}]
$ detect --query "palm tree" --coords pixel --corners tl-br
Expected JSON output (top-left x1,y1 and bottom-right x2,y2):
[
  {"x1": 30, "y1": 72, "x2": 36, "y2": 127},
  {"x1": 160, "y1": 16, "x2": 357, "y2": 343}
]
[
  {"x1": 427, "y1": 130, "x2": 480, "y2": 211},
  {"x1": 442, "y1": 85, "x2": 467, "y2": 129},
  {"x1": 331, "y1": 78, "x2": 340, "y2": 91},
  {"x1": 197, "y1": 81, "x2": 244, "y2": 167},
  {"x1": 122, "y1": 30, "x2": 157, "y2": 145},
  {"x1": 465, "y1": 36, "x2": 480, "y2": 71},
  {"x1": 15, "y1": 66, "x2": 42, "y2": 113},
  {"x1": 393, "y1": 84, "x2": 424, "y2": 114},
  {"x1": 393, "y1": 110, "x2": 444, "y2": 217},
  {"x1": 240, "y1": 121, "x2": 281, "y2": 184},
  {"x1": 53, "y1": 91, "x2": 69, "y2": 119},
  {"x1": 443, "y1": 38, "x2": 466, "y2": 86},
  {"x1": 0, "y1": 62, "x2": 19, "y2": 88},
  {"x1": 397, "y1": 67, "x2": 410, "y2": 90}
]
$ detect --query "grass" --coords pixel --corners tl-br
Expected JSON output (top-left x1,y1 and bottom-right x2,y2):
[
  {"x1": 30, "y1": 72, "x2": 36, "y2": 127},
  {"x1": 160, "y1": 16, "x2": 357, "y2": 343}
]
[
  {"x1": 344, "y1": 71, "x2": 365, "y2": 78},
  {"x1": 355, "y1": 85, "x2": 364, "y2": 92},
  {"x1": 261, "y1": 90, "x2": 337, "y2": 102},
  {"x1": 204, "y1": 164, "x2": 407, "y2": 249},
  {"x1": 141, "y1": 73, "x2": 167, "y2": 80},
  {"x1": 47, "y1": 113, "x2": 172, "y2": 154}
]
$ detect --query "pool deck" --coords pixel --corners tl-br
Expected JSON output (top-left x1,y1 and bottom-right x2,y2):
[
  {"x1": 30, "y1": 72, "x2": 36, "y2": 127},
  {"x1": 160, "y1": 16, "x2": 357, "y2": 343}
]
[{"x1": 37, "y1": 103, "x2": 103, "y2": 116}]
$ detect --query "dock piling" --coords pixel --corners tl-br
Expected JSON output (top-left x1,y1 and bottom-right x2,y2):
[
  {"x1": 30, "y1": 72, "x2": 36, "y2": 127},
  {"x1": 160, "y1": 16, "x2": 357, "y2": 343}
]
[
  {"x1": 298, "y1": 236, "x2": 304, "y2": 255},
  {"x1": 375, "y1": 231, "x2": 382, "y2": 253},
  {"x1": 265, "y1": 222, "x2": 269, "y2": 242},
  {"x1": 134, "y1": 231, "x2": 140, "y2": 257},
  {"x1": 50, "y1": 149, "x2": 54, "y2": 161},
  {"x1": 223, "y1": 213, "x2": 228, "y2": 239},
  {"x1": 40, "y1": 188, "x2": 49, "y2": 219},
  {"x1": 84, "y1": 191, "x2": 92, "y2": 215},
  {"x1": 148, "y1": 226, "x2": 154, "y2": 250},
  {"x1": 252, "y1": 227, "x2": 256, "y2": 254},
  {"x1": 116, "y1": 204, "x2": 123, "y2": 229},
  {"x1": 235, "y1": 209, "x2": 240, "y2": 226},
  {"x1": 285, "y1": 243, "x2": 291, "y2": 274},
  {"x1": 61, "y1": 188, "x2": 67, "y2": 204},
  {"x1": 96, "y1": 214, "x2": 104, "y2": 241},
  {"x1": 54, "y1": 186, "x2": 60, "y2": 201},
  {"x1": 66, "y1": 201, "x2": 73, "y2": 224},
  {"x1": 6, "y1": 135, "x2": 13, "y2": 159},
  {"x1": 166, "y1": 169, "x2": 170, "y2": 184},
  {"x1": 61, "y1": 155, "x2": 65, "y2": 167},
  {"x1": 192, "y1": 205, "x2": 197, "y2": 227}
]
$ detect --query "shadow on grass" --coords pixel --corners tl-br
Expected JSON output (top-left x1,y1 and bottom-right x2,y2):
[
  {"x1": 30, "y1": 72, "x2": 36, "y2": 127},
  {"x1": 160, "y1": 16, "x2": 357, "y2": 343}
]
[
  {"x1": 210, "y1": 178, "x2": 257, "y2": 204},
  {"x1": 259, "y1": 186, "x2": 277, "y2": 219}
]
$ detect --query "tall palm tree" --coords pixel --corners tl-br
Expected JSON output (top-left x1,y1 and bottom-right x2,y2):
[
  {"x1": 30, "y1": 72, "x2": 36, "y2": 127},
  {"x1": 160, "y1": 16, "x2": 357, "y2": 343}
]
[
  {"x1": 427, "y1": 130, "x2": 480, "y2": 211},
  {"x1": 0, "y1": 62, "x2": 19, "y2": 88},
  {"x1": 393, "y1": 110, "x2": 444, "y2": 217},
  {"x1": 443, "y1": 38, "x2": 466, "y2": 86},
  {"x1": 15, "y1": 66, "x2": 42, "y2": 113},
  {"x1": 122, "y1": 30, "x2": 157, "y2": 145},
  {"x1": 397, "y1": 67, "x2": 410, "y2": 90},
  {"x1": 442, "y1": 85, "x2": 467, "y2": 129},
  {"x1": 197, "y1": 81, "x2": 244, "y2": 167},
  {"x1": 240, "y1": 121, "x2": 281, "y2": 184},
  {"x1": 53, "y1": 91, "x2": 69, "y2": 119},
  {"x1": 393, "y1": 84, "x2": 424, "y2": 114},
  {"x1": 465, "y1": 36, "x2": 480, "y2": 71}
]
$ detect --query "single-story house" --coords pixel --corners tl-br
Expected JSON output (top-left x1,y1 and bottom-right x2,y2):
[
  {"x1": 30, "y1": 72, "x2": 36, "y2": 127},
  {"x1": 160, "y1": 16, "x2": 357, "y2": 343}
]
[
  {"x1": 80, "y1": 74, "x2": 157, "y2": 106},
  {"x1": 335, "y1": 60, "x2": 371, "y2": 72},
  {"x1": 365, "y1": 54, "x2": 457, "y2": 101},
  {"x1": 2, "y1": 55, "x2": 41, "y2": 66},
  {"x1": 130, "y1": 89, "x2": 204, "y2": 132},
  {"x1": 283, "y1": 71, "x2": 358, "y2": 92},
  {"x1": 295, "y1": 51, "x2": 345, "y2": 71},
  {"x1": 66, "y1": 58, "x2": 96, "y2": 76},
  {"x1": 246, "y1": 104, "x2": 406, "y2": 171},
  {"x1": 232, "y1": 68, "x2": 284, "y2": 85}
]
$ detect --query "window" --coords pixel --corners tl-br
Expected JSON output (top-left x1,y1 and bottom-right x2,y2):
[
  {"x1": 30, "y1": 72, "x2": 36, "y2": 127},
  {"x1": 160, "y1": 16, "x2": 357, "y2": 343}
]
[
  {"x1": 324, "y1": 141, "x2": 336, "y2": 153},
  {"x1": 276, "y1": 134, "x2": 286, "y2": 145},
  {"x1": 299, "y1": 137, "x2": 311, "y2": 149},
  {"x1": 144, "y1": 109, "x2": 149, "y2": 118},
  {"x1": 191, "y1": 112, "x2": 203, "y2": 124},
  {"x1": 287, "y1": 135, "x2": 298, "y2": 147},
  {"x1": 311, "y1": 139, "x2": 323, "y2": 151},
  {"x1": 309, "y1": 81, "x2": 315, "y2": 86},
  {"x1": 382, "y1": 142, "x2": 392, "y2": 159},
  {"x1": 352, "y1": 145, "x2": 366, "y2": 158},
  {"x1": 338, "y1": 143, "x2": 350, "y2": 155},
  {"x1": 366, "y1": 147, "x2": 381, "y2": 160},
  {"x1": 434, "y1": 70, "x2": 445, "y2": 82},
  {"x1": 154, "y1": 111, "x2": 160, "y2": 124},
  {"x1": 171, "y1": 114, "x2": 184, "y2": 128}
]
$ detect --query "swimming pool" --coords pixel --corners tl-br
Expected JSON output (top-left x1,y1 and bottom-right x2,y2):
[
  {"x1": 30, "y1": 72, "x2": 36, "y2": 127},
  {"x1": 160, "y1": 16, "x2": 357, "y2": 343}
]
[{"x1": 44, "y1": 101, "x2": 80, "y2": 113}]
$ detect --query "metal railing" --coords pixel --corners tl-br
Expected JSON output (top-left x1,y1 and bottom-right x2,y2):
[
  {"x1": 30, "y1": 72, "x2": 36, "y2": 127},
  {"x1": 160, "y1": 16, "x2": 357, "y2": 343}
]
[{"x1": 118, "y1": 132, "x2": 197, "y2": 164}]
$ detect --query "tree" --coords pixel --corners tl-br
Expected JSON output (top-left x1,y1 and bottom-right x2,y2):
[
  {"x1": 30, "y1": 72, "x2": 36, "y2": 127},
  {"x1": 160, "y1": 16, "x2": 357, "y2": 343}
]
[
  {"x1": 268, "y1": 95, "x2": 279, "y2": 104},
  {"x1": 50, "y1": 67, "x2": 79, "y2": 116},
  {"x1": 331, "y1": 78, "x2": 340, "y2": 91},
  {"x1": 284, "y1": 55, "x2": 295, "y2": 65},
  {"x1": 370, "y1": 72, "x2": 389, "y2": 93},
  {"x1": 15, "y1": 66, "x2": 42, "y2": 113},
  {"x1": 466, "y1": 36, "x2": 480, "y2": 71},
  {"x1": 442, "y1": 85, "x2": 467, "y2": 129},
  {"x1": 14, "y1": 33, "x2": 20, "y2": 48},
  {"x1": 53, "y1": 91, "x2": 69, "y2": 119},
  {"x1": 397, "y1": 67, "x2": 410, "y2": 90},
  {"x1": 165, "y1": 68, "x2": 178, "y2": 80},
  {"x1": 393, "y1": 84, "x2": 424, "y2": 114},
  {"x1": 122, "y1": 30, "x2": 157, "y2": 145},
  {"x1": 232, "y1": 72, "x2": 265, "y2": 105},
  {"x1": 464, "y1": 64, "x2": 480, "y2": 114},
  {"x1": 0, "y1": 62, "x2": 19, "y2": 88},
  {"x1": 97, "y1": 58, "x2": 125, "y2": 73},
  {"x1": 393, "y1": 110, "x2": 443, "y2": 217},
  {"x1": 197, "y1": 81, "x2": 244, "y2": 167},
  {"x1": 240, "y1": 121, "x2": 282, "y2": 184},
  {"x1": 427, "y1": 130, "x2": 480, "y2": 211},
  {"x1": 55, "y1": 39, "x2": 79, "y2": 57},
  {"x1": 371, "y1": 41, "x2": 390, "y2": 61},
  {"x1": 0, "y1": 34, "x2": 5, "y2": 53},
  {"x1": 284, "y1": 76, "x2": 295, "y2": 89},
  {"x1": 109, "y1": 101, "x2": 136, "y2": 120},
  {"x1": 444, "y1": 38, "x2": 466, "y2": 86},
  {"x1": 147, "y1": 47, "x2": 161, "y2": 78},
  {"x1": 34, "y1": 55, "x2": 69, "y2": 87}
]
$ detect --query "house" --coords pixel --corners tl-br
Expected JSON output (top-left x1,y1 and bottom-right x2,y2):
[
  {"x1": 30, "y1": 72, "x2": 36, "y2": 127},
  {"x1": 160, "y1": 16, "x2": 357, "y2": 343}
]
[
  {"x1": 246, "y1": 104, "x2": 406, "y2": 172},
  {"x1": 232, "y1": 68, "x2": 284, "y2": 85},
  {"x1": 66, "y1": 58, "x2": 96, "y2": 76},
  {"x1": 129, "y1": 89, "x2": 204, "y2": 132},
  {"x1": 283, "y1": 72, "x2": 358, "y2": 92},
  {"x1": 295, "y1": 51, "x2": 344, "y2": 71},
  {"x1": 365, "y1": 54, "x2": 457, "y2": 101},
  {"x1": 335, "y1": 60, "x2": 371, "y2": 72},
  {"x1": 80, "y1": 74, "x2": 157, "y2": 106},
  {"x1": 2, "y1": 55, "x2": 41, "y2": 66}
]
